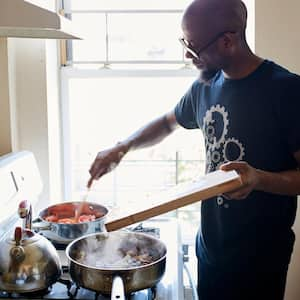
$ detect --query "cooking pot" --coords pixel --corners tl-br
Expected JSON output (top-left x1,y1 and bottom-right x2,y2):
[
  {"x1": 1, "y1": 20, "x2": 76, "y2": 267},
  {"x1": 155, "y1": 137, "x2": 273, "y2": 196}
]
[
  {"x1": 0, "y1": 227, "x2": 61, "y2": 293},
  {"x1": 66, "y1": 231, "x2": 167, "y2": 299},
  {"x1": 32, "y1": 170, "x2": 242, "y2": 243},
  {"x1": 32, "y1": 201, "x2": 108, "y2": 244}
]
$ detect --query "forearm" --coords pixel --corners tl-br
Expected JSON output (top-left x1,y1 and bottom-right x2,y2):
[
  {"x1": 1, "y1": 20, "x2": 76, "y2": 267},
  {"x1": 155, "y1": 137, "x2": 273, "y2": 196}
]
[
  {"x1": 256, "y1": 169, "x2": 300, "y2": 196},
  {"x1": 117, "y1": 113, "x2": 178, "y2": 155},
  {"x1": 88, "y1": 112, "x2": 178, "y2": 187},
  {"x1": 220, "y1": 161, "x2": 300, "y2": 199}
]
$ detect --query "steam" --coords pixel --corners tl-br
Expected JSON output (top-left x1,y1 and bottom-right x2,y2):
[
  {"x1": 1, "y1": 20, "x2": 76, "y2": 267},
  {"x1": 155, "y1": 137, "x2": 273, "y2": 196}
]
[{"x1": 71, "y1": 231, "x2": 166, "y2": 269}]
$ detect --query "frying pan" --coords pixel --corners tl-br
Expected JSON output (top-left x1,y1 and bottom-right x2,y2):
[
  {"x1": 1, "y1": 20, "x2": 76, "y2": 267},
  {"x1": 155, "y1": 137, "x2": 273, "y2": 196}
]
[{"x1": 66, "y1": 231, "x2": 167, "y2": 299}]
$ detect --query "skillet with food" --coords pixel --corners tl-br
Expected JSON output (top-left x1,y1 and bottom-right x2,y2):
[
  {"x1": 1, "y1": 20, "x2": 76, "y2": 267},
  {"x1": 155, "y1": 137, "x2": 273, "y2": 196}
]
[{"x1": 66, "y1": 230, "x2": 167, "y2": 299}]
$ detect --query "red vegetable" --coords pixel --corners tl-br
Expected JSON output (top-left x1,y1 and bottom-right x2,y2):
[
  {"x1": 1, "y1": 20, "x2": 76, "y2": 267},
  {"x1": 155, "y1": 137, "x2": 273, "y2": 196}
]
[{"x1": 44, "y1": 214, "x2": 96, "y2": 224}]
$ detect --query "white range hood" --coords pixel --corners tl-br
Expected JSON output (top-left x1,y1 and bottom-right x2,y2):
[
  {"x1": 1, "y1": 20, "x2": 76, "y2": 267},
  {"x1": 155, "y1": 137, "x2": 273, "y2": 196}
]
[{"x1": 0, "y1": 0, "x2": 80, "y2": 39}]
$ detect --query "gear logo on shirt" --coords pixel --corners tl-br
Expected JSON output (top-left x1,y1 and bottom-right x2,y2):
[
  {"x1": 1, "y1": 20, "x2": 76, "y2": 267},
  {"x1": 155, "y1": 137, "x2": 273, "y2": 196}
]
[{"x1": 202, "y1": 104, "x2": 245, "y2": 172}]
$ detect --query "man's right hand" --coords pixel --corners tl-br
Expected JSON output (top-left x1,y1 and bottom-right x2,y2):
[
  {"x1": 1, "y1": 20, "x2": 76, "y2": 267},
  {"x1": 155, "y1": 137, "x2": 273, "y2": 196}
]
[{"x1": 87, "y1": 143, "x2": 128, "y2": 188}]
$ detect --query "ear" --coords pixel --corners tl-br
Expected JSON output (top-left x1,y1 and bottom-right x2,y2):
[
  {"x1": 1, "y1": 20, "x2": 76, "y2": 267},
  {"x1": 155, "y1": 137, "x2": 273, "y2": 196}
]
[{"x1": 222, "y1": 32, "x2": 234, "y2": 49}]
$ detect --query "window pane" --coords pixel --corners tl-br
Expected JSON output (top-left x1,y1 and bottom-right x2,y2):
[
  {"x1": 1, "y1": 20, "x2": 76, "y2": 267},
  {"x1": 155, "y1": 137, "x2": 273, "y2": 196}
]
[
  {"x1": 69, "y1": 0, "x2": 191, "y2": 10},
  {"x1": 71, "y1": 13, "x2": 106, "y2": 61},
  {"x1": 67, "y1": 76, "x2": 205, "y2": 206},
  {"x1": 70, "y1": 12, "x2": 184, "y2": 62},
  {"x1": 109, "y1": 13, "x2": 183, "y2": 61}
]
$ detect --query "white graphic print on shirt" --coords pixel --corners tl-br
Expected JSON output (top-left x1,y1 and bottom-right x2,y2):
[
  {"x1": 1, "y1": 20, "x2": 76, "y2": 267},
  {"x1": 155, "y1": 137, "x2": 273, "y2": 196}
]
[{"x1": 202, "y1": 104, "x2": 245, "y2": 172}]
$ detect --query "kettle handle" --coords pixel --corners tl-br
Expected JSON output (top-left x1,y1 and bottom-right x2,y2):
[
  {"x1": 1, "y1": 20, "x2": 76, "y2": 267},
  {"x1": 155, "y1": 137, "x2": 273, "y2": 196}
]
[{"x1": 14, "y1": 226, "x2": 22, "y2": 246}]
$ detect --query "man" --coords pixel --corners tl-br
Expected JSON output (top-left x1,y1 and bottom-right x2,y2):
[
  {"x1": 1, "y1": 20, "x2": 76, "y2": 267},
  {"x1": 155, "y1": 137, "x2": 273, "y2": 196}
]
[{"x1": 88, "y1": 0, "x2": 300, "y2": 299}]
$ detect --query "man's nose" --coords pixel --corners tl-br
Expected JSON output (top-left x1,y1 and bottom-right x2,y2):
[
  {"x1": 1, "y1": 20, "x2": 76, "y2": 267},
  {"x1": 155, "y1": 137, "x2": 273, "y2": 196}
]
[{"x1": 185, "y1": 51, "x2": 194, "y2": 59}]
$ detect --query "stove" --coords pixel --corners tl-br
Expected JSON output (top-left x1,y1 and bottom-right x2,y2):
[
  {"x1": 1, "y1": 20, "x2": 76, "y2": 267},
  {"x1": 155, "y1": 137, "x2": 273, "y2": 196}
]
[
  {"x1": 0, "y1": 151, "x2": 184, "y2": 300},
  {"x1": 0, "y1": 219, "x2": 183, "y2": 300}
]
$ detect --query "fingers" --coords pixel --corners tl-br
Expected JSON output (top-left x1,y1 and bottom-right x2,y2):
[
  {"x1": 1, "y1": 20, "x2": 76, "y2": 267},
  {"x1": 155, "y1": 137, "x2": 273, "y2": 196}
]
[
  {"x1": 87, "y1": 168, "x2": 105, "y2": 188},
  {"x1": 222, "y1": 193, "x2": 231, "y2": 200},
  {"x1": 220, "y1": 161, "x2": 258, "y2": 200},
  {"x1": 87, "y1": 177, "x2": 93, "y2": 189},
  {"x1": 87, "y1": 148, "x2": 123, "y2": 188},
  {"x1": 220, "y1": 161, "x2": 247, "y2": 173},
  {"x1": 88, "y1": 165, "x2": 107, "y2": 185},
  {"x1": 223, "y1": 190, "x2": 249, "y2": 200},
  {"x1": 87, "y1": 157, "x2": 117, "y2": 188},
  {"x1": 222, "y1": 184, "x2": 251, "y2": 200},
  {"x1": 87, "y1": 159, "x2": 103, "y2": 188}
]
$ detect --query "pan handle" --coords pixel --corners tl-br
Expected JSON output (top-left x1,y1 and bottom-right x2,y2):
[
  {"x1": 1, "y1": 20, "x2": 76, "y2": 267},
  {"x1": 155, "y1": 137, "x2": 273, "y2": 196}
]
[
  {"x1": 111, "y1": 275, "x2": 125, "y2": 300},
  {"x1": 31, "y1": 217, "x2": 52, "y2": 232}
]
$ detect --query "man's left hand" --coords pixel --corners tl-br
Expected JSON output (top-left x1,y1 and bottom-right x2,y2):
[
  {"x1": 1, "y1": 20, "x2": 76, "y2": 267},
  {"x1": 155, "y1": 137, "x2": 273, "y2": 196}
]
[{"x1": 220, "y1": 161, "x2": 260, "y2": 200}]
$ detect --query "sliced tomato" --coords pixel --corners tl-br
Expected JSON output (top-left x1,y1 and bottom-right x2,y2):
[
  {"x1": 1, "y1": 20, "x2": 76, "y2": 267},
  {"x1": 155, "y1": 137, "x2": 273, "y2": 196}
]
[
  {"x1": 58, "y1": 218, "x2": 76, "y2": 224},
  {"x1": 78, "y1": 214, "x2": 96, "y2": 223},
  {"x1": 45, "y1": 215, "x2": 59, "y2": 222}
]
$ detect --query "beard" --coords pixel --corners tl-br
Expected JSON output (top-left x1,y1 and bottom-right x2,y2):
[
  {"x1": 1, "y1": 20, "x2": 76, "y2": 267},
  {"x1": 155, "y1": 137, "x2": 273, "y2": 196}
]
[{"x1": 198, "y1": 68, "x2": 219, "y2": 85}]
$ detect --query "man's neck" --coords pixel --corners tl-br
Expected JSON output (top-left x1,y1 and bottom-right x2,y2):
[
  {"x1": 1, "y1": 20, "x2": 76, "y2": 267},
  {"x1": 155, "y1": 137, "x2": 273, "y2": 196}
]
[{"x1": 222, "y1": 52, "x2": 264, "y2": 80}]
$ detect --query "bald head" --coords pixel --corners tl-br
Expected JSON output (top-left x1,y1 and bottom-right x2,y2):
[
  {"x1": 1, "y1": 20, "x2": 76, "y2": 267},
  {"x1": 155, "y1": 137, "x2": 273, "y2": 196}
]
[{"x1": 182, "y1": 0, "x2": 247, "y2": 46}]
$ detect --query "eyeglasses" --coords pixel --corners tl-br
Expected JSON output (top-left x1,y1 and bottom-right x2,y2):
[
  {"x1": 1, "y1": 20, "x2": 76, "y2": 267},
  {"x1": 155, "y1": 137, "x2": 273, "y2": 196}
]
[{"x1": 179, "y1": 31, "x2": 235, "y2": 59}]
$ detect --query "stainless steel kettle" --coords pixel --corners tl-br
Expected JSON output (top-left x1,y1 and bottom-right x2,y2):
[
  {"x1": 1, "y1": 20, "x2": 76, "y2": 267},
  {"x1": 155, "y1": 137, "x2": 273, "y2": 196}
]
[
  {"x1": 0, "y1": 226, "x2": 61, "y2": 293},
  {"x1": 0, "y1": 200, "x2": 61, "y2": 293}
]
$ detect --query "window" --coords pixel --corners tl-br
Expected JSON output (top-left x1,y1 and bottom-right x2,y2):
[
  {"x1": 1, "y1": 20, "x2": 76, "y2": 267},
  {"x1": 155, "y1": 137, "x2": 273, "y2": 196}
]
[{"x1": 61, "y1": 71, "x2": 204, "y2": 241}]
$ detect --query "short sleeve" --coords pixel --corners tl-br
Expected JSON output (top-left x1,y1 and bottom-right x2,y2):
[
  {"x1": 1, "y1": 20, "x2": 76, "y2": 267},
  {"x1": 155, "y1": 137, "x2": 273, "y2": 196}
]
[{"x1": 174, "y1": 81, "x2": 200, "y2": 129}]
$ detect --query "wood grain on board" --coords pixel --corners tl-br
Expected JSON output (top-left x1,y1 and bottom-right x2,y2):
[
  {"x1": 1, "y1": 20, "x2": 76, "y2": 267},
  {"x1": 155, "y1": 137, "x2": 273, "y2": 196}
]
[{"x1": 105, "y1": 170, "x2": 242, "y2": 232}]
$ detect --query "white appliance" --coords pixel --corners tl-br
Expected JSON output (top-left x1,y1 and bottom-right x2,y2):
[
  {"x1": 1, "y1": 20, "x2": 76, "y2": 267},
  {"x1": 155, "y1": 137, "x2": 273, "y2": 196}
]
[
  {"x1": 0, "y1": 151, "x2": 42, "y2": 241},
  {"x1": 0, "y1": 151, "x2": 185, "y2": 300}
]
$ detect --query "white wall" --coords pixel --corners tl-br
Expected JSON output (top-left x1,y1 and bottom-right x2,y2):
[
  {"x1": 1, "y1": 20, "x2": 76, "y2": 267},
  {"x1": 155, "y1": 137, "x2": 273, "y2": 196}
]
[
  {"x1": 254, "y1": 1, "x2": 300, "y2": 299},
  {"x1": 6, "y1": 38, "x2": 64, "y2": 211},
  {"x1": 0, "y1": 38, "x2": 12, "y2": 155},
  {"x1": 8, "y1": 38, "x2": 50, "y2": 208},
  {"x1": 255, "y1": 0, "x2": 300, "y2": 72}
]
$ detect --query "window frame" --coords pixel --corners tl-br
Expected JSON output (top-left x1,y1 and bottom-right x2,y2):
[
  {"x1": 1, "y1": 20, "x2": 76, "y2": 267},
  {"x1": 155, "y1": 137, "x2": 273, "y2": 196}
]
[{"x1": 60, "y1": 5, "x2": 190, "y2": 66}]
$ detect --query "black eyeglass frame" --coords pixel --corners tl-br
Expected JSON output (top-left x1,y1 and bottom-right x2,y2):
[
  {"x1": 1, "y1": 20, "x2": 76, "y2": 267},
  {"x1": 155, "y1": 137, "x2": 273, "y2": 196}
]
[{"x1": 179, "y1": 31, "x2": 236, "y2": 59}]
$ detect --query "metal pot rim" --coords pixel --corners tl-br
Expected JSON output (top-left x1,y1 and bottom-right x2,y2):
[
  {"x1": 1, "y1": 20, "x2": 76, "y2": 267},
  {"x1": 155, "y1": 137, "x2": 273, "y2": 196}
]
[{"x1": 38, "y1": 201, "x2": 109, "y2": 224}]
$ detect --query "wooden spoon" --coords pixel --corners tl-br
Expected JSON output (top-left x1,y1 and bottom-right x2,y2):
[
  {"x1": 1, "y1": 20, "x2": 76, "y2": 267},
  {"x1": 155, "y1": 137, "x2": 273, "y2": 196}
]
[{"x1": 74, "y1": 187, "x2": 91, "y2": 222}]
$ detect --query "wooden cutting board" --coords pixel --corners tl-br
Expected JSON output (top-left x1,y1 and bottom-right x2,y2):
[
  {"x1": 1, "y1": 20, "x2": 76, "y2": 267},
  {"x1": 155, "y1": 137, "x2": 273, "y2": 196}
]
[{"x1": 105, "y1": 170, "x2": 242, "y2": 232}]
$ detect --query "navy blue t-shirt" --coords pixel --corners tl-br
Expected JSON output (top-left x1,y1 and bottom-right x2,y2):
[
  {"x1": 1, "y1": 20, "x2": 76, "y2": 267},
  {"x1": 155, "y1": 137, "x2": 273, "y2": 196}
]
[{"x1": 175, "y1": 60, "x2": 300, "y2": 266}]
